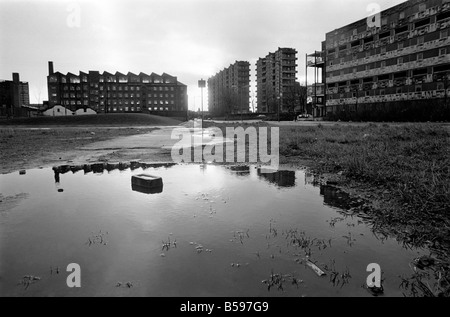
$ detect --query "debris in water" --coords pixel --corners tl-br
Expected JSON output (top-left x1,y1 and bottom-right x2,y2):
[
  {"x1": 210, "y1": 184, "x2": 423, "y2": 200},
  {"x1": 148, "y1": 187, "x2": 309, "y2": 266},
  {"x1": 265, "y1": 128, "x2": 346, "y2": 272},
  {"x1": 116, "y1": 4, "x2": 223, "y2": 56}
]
[
  {"x1": 18, "y1": 275, "x2": 41, "y2": 289},
  {"x1": 304, "y1": 259, "x2": 326, "y2": 277}
]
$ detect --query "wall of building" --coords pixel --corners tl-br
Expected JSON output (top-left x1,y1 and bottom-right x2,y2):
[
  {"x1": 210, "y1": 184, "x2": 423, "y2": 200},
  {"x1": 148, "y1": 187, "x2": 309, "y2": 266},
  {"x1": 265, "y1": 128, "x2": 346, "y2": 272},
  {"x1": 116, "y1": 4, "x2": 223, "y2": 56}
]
[
  {"x1": 43, "y1": 105, "x2": 74, "y2": 116},
  {"x1": 208, "y1": 61, "x2": 250, "y2": 116},
  {"x1": 74, "y1": 108, "x2": 97, "y2": 115},
  {"x1": 256, "y1": 48, "x2": 298, "y2": 113},
  {"x1": 47, "y1": 63, "x2": 188, "y2": 116},
  {"x1": 323, "y1": 0, "x2": 450, "y2": 119}
]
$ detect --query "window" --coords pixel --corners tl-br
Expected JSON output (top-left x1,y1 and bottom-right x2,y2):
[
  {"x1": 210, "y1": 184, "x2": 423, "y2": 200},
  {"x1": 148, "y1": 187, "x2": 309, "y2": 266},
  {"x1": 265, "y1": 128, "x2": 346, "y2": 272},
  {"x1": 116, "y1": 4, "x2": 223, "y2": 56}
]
[
  {"x1": 398, "y1": 42, "x2": 404, "y2": 49},
  {"x1": 419, "y1": 3, "x2": 426, "y2": 11},
  {"x1": 417, "y1": 37, "x2": 424, "y2": 45},
  {"x1": 381, "y1": 61, "x2": 386, "y2": 68},
  {"x1": 417, "y1": 53, "x2": 423, "y2": 61},
  {"x1": 415, "y1": 85, "x2": 422, "y2": 93},
  {"x1": 441, "y1": 30, "x2": 448, "y2": 39},
  {"x1": 398, "y1": 57, "x2": 403, "y2": 65},
  {"x1": 382, "y1": 17, "x2": 388, "y2": 26},
  {"x1": 399, "y1": 12, "x2": 405, "y2": 19},
  {"x1": 381, "y1": 47, "x2": 386, "y2": 54},
  {"x1": 440, "y1": 48, "x2": 447, "y2": 56}
]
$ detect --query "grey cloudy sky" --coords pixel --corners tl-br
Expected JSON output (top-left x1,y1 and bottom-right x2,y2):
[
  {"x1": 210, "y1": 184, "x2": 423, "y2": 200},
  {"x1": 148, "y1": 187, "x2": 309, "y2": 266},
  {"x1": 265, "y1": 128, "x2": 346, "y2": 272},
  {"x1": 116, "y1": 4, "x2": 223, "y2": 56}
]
[{"x1": 0, "y1": 0, "x2": 406, "y2": 110}]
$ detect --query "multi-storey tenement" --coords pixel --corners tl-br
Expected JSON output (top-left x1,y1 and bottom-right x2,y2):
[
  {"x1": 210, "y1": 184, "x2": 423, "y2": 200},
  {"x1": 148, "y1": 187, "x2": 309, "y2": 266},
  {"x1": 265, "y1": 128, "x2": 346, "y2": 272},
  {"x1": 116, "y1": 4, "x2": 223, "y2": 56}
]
[
  {"x1": 324, "y1": 0, "x2": 450, "y2": 117},
  {"x1": 207, "y1": 61, "x2": 250, "y2": 116},
  {"x1": 0, "y1": 73, "x2": 30, "y2": 117},
  {"x1": 47, "y1": 61, "x2": 188, "y2": 115},
  {"x1": 256, "y1": 47, "x2": 298, "y2": 114}
]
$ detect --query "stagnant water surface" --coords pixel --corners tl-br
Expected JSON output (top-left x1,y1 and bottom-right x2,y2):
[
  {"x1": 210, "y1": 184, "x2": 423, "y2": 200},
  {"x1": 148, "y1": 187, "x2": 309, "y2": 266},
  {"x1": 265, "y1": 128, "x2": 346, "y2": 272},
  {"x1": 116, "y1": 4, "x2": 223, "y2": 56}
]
[{"x1": 0, "y1": 164, "x2": 425, "y2": 297}]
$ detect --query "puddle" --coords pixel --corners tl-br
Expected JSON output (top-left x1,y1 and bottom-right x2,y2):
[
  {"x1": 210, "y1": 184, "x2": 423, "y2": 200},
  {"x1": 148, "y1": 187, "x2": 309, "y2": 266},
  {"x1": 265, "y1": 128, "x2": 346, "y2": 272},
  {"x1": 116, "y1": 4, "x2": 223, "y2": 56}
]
[{"x1": 0, "y1": 164, "x2": 427, "y2": 296}]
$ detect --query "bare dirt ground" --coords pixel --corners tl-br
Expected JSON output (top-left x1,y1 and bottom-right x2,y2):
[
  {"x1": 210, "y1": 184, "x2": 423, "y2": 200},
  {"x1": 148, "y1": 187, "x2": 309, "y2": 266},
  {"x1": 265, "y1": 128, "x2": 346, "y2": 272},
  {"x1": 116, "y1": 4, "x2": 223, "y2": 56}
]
[{"x1": 0, "y1": 126, "x2": 181, "y2": 174}]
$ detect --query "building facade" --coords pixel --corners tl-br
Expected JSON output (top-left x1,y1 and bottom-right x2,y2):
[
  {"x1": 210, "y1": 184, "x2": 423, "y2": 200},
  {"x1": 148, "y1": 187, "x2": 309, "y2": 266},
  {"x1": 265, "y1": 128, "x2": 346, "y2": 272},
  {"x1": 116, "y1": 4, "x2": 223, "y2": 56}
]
[
  {"x1": 47, "y1": 62, "x2": 188, "y2": 115},
  {"x1": 324, "y1": 0, "x2": 450, "y2": 118},
  {"x1": 256, "y1": 47, "x2": 298, "y2": 114},
  {"x1": 0, "y1": 73, "x2": 30, "y2": 117},
  {"x1": 207, "y1": 61, "x2": 250, "y2": 116}
]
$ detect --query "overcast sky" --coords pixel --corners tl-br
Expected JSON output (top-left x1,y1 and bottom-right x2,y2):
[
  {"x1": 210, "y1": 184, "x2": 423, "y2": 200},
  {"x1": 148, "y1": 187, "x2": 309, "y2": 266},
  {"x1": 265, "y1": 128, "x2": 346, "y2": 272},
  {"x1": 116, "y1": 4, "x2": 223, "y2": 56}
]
[{"x1": 0, "y1": 0, "x2": 406, "y2": 110}]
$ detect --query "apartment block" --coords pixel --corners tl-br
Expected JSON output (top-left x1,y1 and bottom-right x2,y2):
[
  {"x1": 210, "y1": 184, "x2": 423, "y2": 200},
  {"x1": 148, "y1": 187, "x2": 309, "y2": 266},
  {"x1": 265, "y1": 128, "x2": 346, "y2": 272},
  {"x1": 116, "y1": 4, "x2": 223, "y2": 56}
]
[
  {"x1": 256, "y1": 47, "x2": 298, "y2": 113},
  {"x1": 47, "y1": 62, "x2": 188, "y2": 115},
  {"x1": 324, "y1": 0, "x2": 450, "y2": 117},
  {"x1": 207, "y1": 61, "x2": 250, "y2": 116},
  {"x1": 0, "y1": 73, "x2": 30, "y2": 117}
]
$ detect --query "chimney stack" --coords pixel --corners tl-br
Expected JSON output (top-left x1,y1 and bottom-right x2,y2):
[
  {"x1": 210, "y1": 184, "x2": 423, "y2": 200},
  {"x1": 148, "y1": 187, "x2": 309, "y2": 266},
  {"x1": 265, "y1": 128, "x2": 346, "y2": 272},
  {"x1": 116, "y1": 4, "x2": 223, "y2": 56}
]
[
  {"x1": 12, "y1": 73, "x2": 19, "y2": 83},
  {"x1": 48, "y1": 61, "x2": 54, "y2": 75}
]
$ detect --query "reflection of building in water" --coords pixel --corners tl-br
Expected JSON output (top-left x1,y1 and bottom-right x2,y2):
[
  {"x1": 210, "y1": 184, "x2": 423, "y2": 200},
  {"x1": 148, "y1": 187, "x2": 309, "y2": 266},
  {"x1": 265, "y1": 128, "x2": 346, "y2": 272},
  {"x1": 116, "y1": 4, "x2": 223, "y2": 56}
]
[
  {"x1": 257, "y1": 169, "x2": 296, "y2": 187},
  {"x1": 131, "y1": 184, "x2": 163, "y2": 195},
  {"x1": 227, "y1": 165, "x2": 251, "y2": 176},
  {"x1": 320, "y1": 185, "x2": 351, "y2": 210}
]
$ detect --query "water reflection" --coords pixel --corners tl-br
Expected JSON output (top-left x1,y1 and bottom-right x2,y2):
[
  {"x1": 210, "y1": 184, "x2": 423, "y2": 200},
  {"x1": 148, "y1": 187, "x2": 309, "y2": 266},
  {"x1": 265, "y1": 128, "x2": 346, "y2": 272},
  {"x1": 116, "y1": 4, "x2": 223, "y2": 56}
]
[
  {"x1": 320, "y1": 186, "x2": 352, "y2": 210},
  {"x1": 0, "y1": 165, "x2": 427, "y2": 297},
  {"x1": 257, "y1": 168, "x2": 296, "y2": 187},
  {"x1": 131, "y1": 184, "x2": 163, "y2": 194}
]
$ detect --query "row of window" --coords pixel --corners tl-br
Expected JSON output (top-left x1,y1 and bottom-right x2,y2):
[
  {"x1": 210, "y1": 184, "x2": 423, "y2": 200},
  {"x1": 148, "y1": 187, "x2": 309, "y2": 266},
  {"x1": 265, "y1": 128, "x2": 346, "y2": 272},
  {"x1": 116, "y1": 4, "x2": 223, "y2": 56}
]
[
  {"x1": 327, "y1": 2, "x2": 449, "y2": 46},
  {"x1": 55, "y1": 84, "x2": 182, "y2": 92},
  {"x1": 328, "y1": 49, "x2": 448, "y2": 79},
  {"x1": 328, "y1": 30, "x2": 448, "y2": 63},
  {"x1": 328, "y1": 83, "x2": 448, "y2": 98}
]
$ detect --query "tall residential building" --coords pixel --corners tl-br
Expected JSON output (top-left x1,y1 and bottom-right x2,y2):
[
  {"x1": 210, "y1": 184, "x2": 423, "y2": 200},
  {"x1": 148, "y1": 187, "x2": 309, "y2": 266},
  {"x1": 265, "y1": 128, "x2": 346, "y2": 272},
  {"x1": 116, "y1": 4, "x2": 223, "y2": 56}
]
[
  {"x1": 47, "y1": 61, "x2": 188, "y2": 115},
  {"x1": 207, "y1": 61, "x2": 250, "y2": 116},
  {"x1": 323, "y1": 0, "x2": 450, "y2": 118},
  {"x1": 256, "y1": 47, "x2": 298, "y2": 113},
  {"x1": 0, "y1": 73, "x2": 30, "y2": 117}
]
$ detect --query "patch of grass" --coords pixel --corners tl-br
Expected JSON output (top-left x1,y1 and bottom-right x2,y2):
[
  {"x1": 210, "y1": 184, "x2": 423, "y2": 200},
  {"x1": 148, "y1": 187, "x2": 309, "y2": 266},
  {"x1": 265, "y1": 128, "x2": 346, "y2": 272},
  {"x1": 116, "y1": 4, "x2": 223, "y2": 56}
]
[{"x1": 279, "y1": 123, "x2": 450, "y2": 252}]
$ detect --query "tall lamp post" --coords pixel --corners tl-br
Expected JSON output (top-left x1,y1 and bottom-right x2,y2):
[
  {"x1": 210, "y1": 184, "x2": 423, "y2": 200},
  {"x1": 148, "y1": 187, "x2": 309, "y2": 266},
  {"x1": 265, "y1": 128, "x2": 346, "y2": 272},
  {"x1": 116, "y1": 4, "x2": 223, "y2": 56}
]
[{"x1": 198, "y1": 79, "x2": 206, "y2": 162}]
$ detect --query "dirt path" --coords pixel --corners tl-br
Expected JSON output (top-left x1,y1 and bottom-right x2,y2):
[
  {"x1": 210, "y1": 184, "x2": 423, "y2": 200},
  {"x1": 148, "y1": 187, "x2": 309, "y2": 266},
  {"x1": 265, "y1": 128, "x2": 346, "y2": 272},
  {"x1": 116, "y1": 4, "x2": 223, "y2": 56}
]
[{"x1": 0, "y1": 126, "x2": 181, "y2": 174}]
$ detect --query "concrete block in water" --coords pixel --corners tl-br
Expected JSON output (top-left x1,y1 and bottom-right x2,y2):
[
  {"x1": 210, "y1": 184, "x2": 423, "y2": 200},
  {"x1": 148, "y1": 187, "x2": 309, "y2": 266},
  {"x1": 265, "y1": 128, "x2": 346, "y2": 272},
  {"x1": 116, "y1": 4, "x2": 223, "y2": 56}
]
[
  {"x1": 130, "y1": 161, "x2": 142, "y2": 170},
  {"x1": 91, "y1": 163, "x2": 105, "y2": 173},
  {"x1": 131, "y1": 174, "x2": 163, "y2": 188},
  {"x1": 131, "y1": 184, "x2": 163, "y2": 194},
  {"x1": 106, "y1": 162, "x2": 120, "y2": 171}
]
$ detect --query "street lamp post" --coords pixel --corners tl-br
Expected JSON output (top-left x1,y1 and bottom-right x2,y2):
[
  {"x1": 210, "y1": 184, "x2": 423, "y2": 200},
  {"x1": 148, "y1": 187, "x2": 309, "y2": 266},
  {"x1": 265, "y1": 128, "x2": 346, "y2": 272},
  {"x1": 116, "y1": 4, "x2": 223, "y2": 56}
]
[{"x1": 198, "y1": 79, "x2": 206, "y2": 162}]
